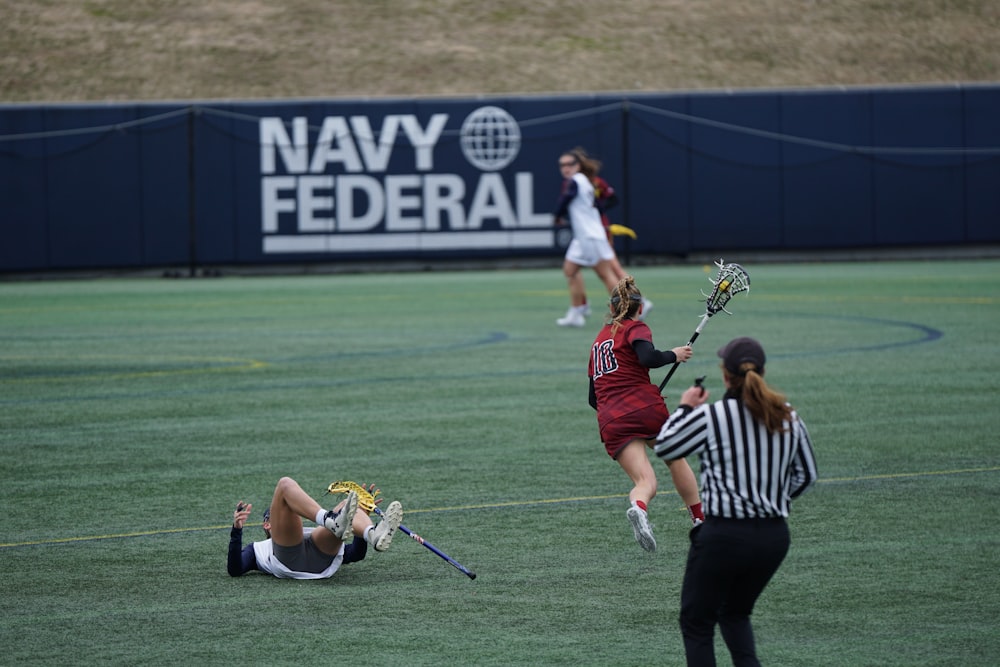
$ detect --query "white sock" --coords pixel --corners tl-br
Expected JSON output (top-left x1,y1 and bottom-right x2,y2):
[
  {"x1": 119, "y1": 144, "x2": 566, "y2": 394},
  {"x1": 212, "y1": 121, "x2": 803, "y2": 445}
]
[
  {"x1": 315, "y1": 509, "x2": 327, "y2": 526},
  {"x1": 573, "y1": 305, "x2": 587, "y2": 314},
  {"x1": 364, "y1": 525, "x2": 375, "y2": 543}
]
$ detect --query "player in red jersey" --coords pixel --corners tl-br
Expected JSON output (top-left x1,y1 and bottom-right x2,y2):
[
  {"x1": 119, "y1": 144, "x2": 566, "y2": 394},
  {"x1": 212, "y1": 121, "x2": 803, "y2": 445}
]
[{"x1": 588, "y1": 275, "x2": 704, "y2": 552}]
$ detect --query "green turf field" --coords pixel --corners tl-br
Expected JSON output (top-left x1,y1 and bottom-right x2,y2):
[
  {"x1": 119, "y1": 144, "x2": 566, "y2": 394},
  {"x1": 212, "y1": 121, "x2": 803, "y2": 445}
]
[{"x1": 2, "y1": 260, "x2": 998, "y2": 666}]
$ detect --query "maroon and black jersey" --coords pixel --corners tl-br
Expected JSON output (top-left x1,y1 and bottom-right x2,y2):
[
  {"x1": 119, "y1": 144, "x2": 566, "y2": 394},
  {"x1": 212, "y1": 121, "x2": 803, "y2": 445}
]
[{"x1": 589, "y1": 320, "x2": 665, "y2": 430}]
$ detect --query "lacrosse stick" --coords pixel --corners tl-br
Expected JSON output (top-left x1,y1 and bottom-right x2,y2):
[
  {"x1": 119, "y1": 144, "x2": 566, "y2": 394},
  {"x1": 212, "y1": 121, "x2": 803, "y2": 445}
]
[
  {"x1": 327, "y1": 481, "x2": 477, "y2": 580},
  {"x1": 658, "y1": 259, "x2": 750, "y2": 392}
]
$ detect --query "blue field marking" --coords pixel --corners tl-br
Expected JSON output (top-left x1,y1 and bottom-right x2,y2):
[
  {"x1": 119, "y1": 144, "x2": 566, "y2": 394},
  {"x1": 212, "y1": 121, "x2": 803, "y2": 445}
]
[
  {"x1": 0, "y1": 331, "x2": 511, "y2": 405},
  {"x1": 764, "y1": 312, "x2": 943, "y2": 358},
  {"x1": 0, "y1": 332, "x2": 510, "y2": 383},
  {"x1": 0, "y1": 311, "x2": 942, "y2": 406}
]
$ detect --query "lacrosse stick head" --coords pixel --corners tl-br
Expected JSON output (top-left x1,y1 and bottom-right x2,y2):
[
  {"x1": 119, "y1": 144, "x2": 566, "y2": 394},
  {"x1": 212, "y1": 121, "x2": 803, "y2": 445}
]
[
  {"x1": 703, "y1": 259, "x2": 750, "y2": 316},
  {"x1": 326, "y1": 480, "x2": 381, "y2": 514}
]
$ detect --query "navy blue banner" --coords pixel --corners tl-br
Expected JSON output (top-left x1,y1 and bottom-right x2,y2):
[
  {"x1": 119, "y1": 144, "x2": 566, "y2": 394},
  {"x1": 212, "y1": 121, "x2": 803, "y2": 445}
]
[{"x1": 1, "y1": 85, "x2": 998, "y2": 273}]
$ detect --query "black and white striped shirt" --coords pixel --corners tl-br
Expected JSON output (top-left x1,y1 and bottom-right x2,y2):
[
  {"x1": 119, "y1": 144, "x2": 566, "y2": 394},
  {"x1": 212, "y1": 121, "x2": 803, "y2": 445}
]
[{"x1": 654, "y1": 397, "x2": 818, "y2": 519}]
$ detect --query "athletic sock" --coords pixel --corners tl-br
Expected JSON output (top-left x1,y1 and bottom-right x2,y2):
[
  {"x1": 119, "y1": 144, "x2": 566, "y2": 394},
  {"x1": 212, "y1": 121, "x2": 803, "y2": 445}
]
[
  {"x1": 364, "y1": 525, "x2": 375, "y2": 544},
  {"x1": 633, "y1": 500, "x2": 648, "y2": 513},
  {"x1": 687, "y1": 502, "x2": 704, "y2": 524},
  {"x1": 315, "y1": 509, "x2": 327, "y2": 526}
]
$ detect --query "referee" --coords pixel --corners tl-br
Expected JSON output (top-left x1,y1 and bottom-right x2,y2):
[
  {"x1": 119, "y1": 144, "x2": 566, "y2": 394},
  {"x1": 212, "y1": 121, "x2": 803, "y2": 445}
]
[{"x1": 654, "y1": 336, "x2": 818, "y2": 667}]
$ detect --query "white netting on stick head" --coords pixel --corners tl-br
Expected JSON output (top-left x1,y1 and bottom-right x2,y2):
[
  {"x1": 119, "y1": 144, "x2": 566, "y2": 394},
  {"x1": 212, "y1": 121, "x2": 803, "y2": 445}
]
[{"x1": 703, "y1": 259, "x2": 750, "y2": 316}]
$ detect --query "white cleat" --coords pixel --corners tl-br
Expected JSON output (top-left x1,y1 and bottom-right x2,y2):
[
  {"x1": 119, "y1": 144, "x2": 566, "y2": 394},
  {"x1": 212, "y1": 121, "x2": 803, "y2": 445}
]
[
  {"x1": 557, "y1": 308, "x2": 586, "y2": 327},
  {"x1": 372, "y1": 501, "x2": 403, "y2": 552},
  {"x1": 324, "y1": 491, "x2": 359, "y2": 541},
  {"x1": 637, "y1": 298, "x2": 654, "y2": 321},
  {"x1": 627, "y1": 506, "x2": 657, "y2": 552}
]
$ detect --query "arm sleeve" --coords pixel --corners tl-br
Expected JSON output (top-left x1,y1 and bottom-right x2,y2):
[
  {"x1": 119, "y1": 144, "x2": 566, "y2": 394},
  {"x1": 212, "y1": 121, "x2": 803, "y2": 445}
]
[
  {"x1": 342, "y1": 535, "x2": 368, "y2": 564},
  {"x1": 653, "y1": 404, "x2": 707, "y2": 461},
  {"x1": 553, "y1": 179, "x2": 579, "y2": 220},
  {"x1": 788, "y1": 416, "x2": 819, "y2": 498},
  {"x1": 227, "y1": 527, "x2": 258, "y2": 576},
  {"x1": 632, "y1": 339, "x2": 677, "y2": 369}
]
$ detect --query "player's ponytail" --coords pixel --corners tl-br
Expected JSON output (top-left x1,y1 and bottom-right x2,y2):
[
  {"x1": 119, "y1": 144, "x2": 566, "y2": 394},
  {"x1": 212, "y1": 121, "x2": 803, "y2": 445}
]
[
  {"x1": 608, "y1": 276, "x2": 643, "y2": 335},
  {"x1": 570, "y1": 146, "x2": 601, "y2": 179}
]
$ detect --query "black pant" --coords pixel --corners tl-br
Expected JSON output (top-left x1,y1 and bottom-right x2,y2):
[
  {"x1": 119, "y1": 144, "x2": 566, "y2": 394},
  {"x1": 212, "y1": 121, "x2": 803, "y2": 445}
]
[{"x1": 679, "y1": 517, "x2": 790, "y2": 667}]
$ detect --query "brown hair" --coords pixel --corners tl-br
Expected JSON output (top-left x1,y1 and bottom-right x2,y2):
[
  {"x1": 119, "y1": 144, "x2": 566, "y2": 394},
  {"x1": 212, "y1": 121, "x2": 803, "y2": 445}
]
[
  {"x1": 563, "y1": 146, "x2": 602, "y2": 180},
  {"x1": 722, "y1": 364, "x2": 792, "y2": 434},
  {"x1": 608, "y1": 275, "x2": 643, "y2": 335}
]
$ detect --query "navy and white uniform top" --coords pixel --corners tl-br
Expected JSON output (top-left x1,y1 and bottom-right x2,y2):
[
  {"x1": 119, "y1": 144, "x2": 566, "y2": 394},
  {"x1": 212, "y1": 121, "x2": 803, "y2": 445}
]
[{"x1": 557, "y1": 172, "x2": 607, "y2": 241}]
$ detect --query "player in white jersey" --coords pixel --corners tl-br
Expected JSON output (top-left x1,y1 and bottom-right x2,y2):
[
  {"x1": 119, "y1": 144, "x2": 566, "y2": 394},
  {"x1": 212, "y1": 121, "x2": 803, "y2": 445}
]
[
  {"x1": 227, "y1": 476, "x2": 402, "y2": 580},
  {"x1": 553, "y1": 148, "x2": 650, "y2": 327}
]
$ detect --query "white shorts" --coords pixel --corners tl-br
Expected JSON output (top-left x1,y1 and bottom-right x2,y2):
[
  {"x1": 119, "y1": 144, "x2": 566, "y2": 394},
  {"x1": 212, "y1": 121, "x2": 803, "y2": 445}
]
[{"x1": 565, "y1": 237, "x2": 616, "y2": 267}]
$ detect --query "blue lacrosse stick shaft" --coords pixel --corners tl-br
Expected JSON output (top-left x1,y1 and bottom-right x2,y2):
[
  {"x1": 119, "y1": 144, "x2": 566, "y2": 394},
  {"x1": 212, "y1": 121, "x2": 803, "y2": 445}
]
[{"x1": 373, "y1": 506, "x2": 476, "y2": 580}]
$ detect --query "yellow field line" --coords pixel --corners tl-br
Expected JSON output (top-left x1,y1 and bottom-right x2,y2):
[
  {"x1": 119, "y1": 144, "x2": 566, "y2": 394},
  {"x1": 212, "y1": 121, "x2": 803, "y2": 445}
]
[
  {"x1": 817, "y1": 466, "x2": 1000, "y2": 483},
  {"x1": 2, "y1": 465, "x2": 998, "y2": 549},
  {"x1": 0, "y1": 357, "x2": 269, "y2": 384}
]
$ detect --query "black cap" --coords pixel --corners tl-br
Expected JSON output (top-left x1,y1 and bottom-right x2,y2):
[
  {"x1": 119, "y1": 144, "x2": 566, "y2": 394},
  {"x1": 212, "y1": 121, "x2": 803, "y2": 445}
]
[{"x1": 718, "y1": 337, "x2": 766, "y2": 375}]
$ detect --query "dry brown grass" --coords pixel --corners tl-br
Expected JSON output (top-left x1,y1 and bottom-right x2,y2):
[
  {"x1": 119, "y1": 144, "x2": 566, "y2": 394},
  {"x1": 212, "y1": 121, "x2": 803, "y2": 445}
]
[{"x1": 1, "y1": 0, "x2": 998, "y2": 103}]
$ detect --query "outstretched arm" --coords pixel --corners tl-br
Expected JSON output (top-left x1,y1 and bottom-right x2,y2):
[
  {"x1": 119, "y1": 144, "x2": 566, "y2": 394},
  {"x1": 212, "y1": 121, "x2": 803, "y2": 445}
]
[
  {"x1": 633, "y1": 339, "x2": 692, "y2": 369},
  {"x1": 653, "y1": 386, "x2": 710, "y2": 461}
]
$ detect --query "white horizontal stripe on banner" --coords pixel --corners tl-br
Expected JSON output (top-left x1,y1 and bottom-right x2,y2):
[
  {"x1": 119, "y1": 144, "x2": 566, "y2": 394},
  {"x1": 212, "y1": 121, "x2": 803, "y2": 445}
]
[{"x1": 263, "y1": 231, "x2": 553, "y2": 253}]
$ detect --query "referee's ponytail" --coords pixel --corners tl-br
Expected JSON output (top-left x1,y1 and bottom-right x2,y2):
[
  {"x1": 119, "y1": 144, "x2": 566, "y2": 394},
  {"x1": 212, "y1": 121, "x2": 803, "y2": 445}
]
[{"x1": 724, "y1": 364, "x2": 792, "y2": 434}]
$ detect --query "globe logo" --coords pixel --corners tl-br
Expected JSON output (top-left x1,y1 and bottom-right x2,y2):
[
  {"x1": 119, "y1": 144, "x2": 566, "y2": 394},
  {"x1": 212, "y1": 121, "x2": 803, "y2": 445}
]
[{"x1": 460, "y1": 106, "x2": 521, "y2": 171}]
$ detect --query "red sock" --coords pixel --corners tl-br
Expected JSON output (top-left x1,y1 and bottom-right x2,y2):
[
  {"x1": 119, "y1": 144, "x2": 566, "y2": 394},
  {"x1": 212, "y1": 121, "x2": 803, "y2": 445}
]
[
  {"x1": 634, "y1": 500, "x2": 648, "y2": 512},
  {"x1": 688, "y1": 502, "x2": 704, "y2": 524}
]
